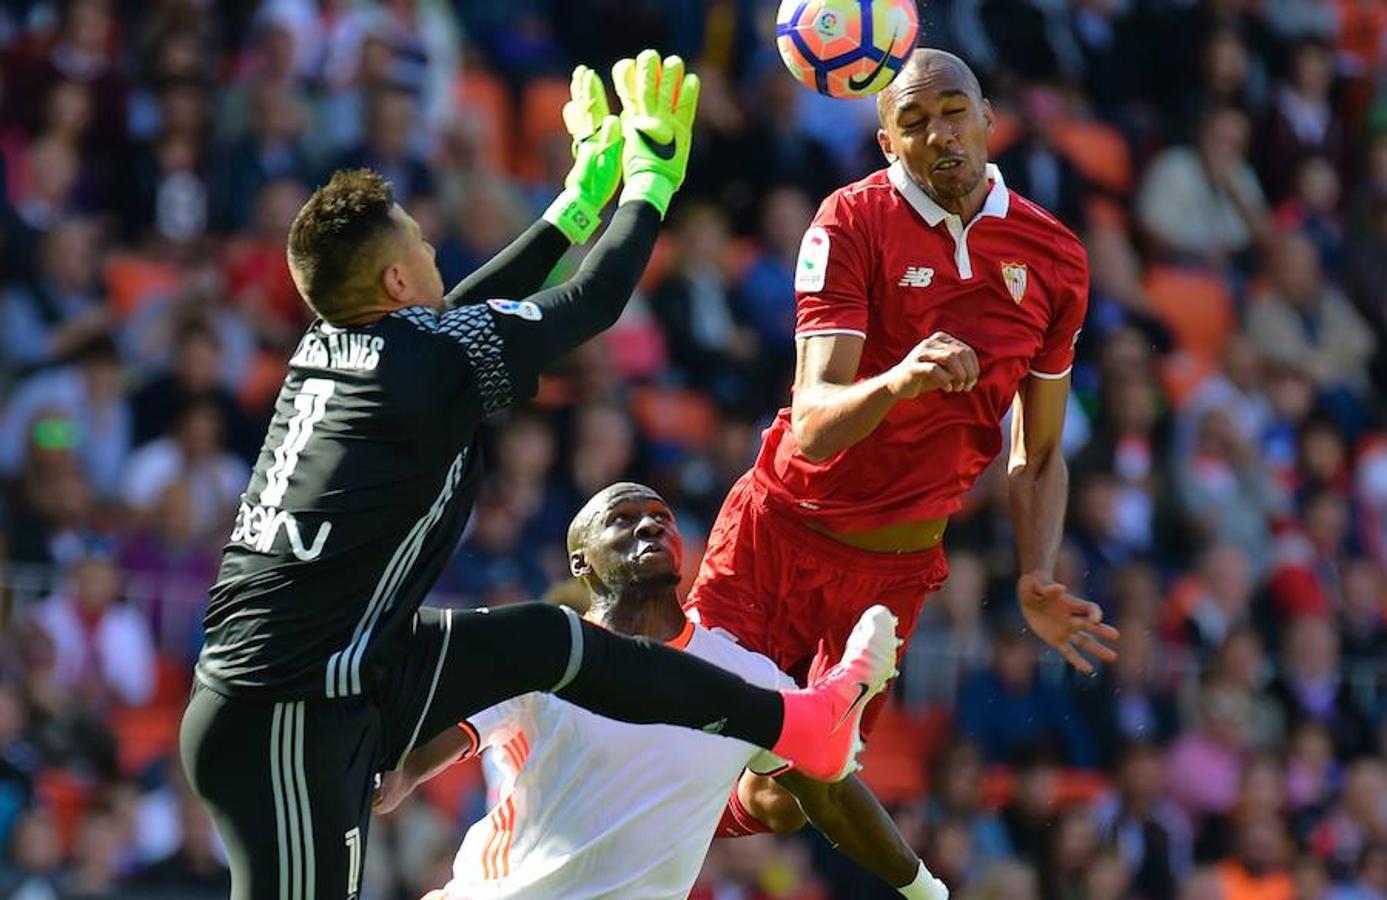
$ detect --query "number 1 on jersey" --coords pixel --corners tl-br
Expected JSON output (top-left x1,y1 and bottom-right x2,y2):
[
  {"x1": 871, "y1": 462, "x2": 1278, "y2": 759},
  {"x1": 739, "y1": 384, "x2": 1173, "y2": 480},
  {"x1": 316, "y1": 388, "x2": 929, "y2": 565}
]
[{"x1": 261, "y1": 378, "x2": 335, "y2": 507}]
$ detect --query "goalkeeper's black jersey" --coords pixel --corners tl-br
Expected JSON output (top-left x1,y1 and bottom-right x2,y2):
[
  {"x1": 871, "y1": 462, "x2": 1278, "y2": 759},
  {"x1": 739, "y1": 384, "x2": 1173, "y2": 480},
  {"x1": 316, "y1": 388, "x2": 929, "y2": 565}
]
[
  {"x1": 199, "y1": 305, "x2": 526, "y2": 699},
  {"x1": 196, "y1": 203, "x2": 659, "y2": 700}
]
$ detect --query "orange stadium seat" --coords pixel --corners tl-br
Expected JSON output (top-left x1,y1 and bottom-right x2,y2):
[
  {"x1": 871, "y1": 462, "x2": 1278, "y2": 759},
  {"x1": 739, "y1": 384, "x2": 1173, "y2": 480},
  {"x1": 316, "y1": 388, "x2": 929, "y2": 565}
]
[
  {"x1": 629, "y1": 386, "x2": 720, "y2": 450},
  {"x1": 637, "y1": 235, "x2": 675, "y2": 294},
  {"x1": 980, "y1": 766, "x2": 1113, "y2": 811},
  {"x1": 1143, "y1": 266, "x2": 1235, "y2": 361},
  {"x1": 455, "y1": 67, "x2": 513, "y2": 174},
  {"x1": 519, "y1": 78, "x2": 573, "y2": 181},
  {"x1": 857, "y1": 705, "x2": 951, "y2": 807},
  {"x1": 34, "y1": 769, "x2": 91, "y2": 852},
  {"x1": 1050, "y1": 119, "x2": 1133, "y2": 194},
  {"x1": 110, "y1": 706, "x2": 182, "y2": 776},
  {"x1": 1143, "y1": 266, "x2": 1235, "y2": 404},
  {"x1": 103, "y1": 253, "x2": 183, "y2": 318},
  {"x1": 987, "y1": 108, "x2": 1023, "y2": 157}
]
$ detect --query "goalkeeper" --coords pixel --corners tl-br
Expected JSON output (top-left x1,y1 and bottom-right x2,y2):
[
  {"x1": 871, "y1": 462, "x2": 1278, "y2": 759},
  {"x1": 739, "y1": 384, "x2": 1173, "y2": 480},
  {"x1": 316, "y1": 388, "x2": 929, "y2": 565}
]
[{"x1": 182, "y1": 51, "x2": 899, "y2": 900}]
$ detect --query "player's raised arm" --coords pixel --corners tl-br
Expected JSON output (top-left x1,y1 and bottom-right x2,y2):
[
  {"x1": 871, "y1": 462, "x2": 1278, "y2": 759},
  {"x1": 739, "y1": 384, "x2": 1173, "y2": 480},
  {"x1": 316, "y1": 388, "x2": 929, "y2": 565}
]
[
  {"x1": 791, "y1": 330, "x2": 978, "y2": 462},
  {"x1": 468, "y1": 51, "x2": 700, "y2": 400},
  {"x1": 444, "y1": 66, "x2": 623, "y2": 307},
  {"x1": 1008, "y1": 305, "x2": 1119, "y2": 672}
]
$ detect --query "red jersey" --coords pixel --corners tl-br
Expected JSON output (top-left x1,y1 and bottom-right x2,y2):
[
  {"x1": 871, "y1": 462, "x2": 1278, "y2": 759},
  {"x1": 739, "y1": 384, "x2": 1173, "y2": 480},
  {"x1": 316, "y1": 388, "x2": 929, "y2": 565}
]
[{"x1": 752, "y1": 162, "x2": 1089, "y2": 531}]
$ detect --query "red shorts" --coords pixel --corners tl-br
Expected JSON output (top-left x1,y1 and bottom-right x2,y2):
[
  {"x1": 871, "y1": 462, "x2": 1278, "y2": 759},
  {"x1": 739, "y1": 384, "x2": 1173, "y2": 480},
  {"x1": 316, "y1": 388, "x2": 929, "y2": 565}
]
[{"x1": 685, "y1": 472, "x2": 949, "y2": 735}]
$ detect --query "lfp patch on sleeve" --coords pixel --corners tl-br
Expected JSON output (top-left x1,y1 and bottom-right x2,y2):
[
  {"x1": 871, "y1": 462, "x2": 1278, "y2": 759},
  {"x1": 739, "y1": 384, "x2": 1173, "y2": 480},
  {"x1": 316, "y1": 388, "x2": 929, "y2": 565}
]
[
  {"x1": 487, "y1": 299, "x2": 543, "y2": 321},
  {"x1": 795, "y1": 227, "x2": 830, "y2": 293}
]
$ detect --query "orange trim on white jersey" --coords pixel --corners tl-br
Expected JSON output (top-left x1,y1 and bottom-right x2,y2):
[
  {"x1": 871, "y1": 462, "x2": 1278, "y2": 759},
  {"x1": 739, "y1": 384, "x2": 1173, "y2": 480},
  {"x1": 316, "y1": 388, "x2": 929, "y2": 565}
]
[
  {"x1": 664, "y1": 620, "x2": 695, "y2": 650},
  {"x1": 482, "y1": 732, "x2": 532, "y2": 880}
]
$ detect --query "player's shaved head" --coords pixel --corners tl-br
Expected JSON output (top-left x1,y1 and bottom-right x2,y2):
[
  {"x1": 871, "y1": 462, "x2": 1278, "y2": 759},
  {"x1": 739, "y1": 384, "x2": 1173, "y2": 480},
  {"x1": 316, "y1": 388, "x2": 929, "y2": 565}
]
[
  {"x1": 568, "y1": 482, "x2": 684, "y2": 594},
  {"x1": 567, "y1": 482, "x2": 666, "y2": 555},
  {"x1": 875, "y1": 48, "x2": 994, "y2": 214},
  {"x1": 877, "y1": 49, "x2": 982, "y2": 126}
]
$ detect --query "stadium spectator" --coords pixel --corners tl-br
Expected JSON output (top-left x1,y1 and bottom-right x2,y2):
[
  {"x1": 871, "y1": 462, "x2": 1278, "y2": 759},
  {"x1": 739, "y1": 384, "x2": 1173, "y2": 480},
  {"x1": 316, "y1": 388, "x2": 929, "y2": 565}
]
[
  {"x1": 120, "y1": 397, "x2": 248, "y2": 541},
  {"x1": 648, "y1": 203, "x2": 761, "y2": 411},
  {"x1": 128, "y1": 791, "x2": 230, "y2": 897},
  {"x1": 1247, "y1": 232, "x2": 1376, "y2": 423},
  {"x1": 0, "y1": 334, "x2": 130, "y2": 500},
  {"x1": 129, "y1": 321, "x2": 256, "y2": 461},
  {"x1": 1167, "y1": 683, "x2": 1255, "y2": 820},
  {"x1": 334, "y1": 83, "x2": 435, "y2": 206},
  {"x1": 31, "y1": 544, "x2": 155, "y2": 709},
  {"x1": 904, "y1": 551, "x2": 992, "y2": 708},
  {"x1": 957, "y1": 617, "x2": 1097, "y2": 768},
  {"x1": 737, "y1": 185, "x2": 812, "y2": 388},
  {"x1": 438, "y1": 486, "x2": 549, "y2": 608},
  {"x1": 1259, "y1": 41, "x2": 1342, "y2": 203},
  {"x1": 1075, "y1": 615, "x2": 1181, "y2": 762},
  {"x1": 0, "y1": 217, "x2": 109, "y2": 377},
  {"x1": 209, "y1": 80, "x2": 314, "y2": 232},
  {"x1": 923, "y1": 739, "x2": 1013, "y2": 880},
  {"x1": 1177, "y1": 406, "x2": 1285, "y2": 574},
  {"x1": 995, "y1": 87, "x2": 1089, "y2": 230},
  {"x1": 1214, "y1": 817, "x2": 1296, "y2": 900},
  {"x1": 1310, "y1": 759, "x2": 1387, "y2": 880},
  {"x1": 1091, "y1": 741, "x2": 1192, "y2": 899},
  {"x1": 1137, "y1": 105, "x2": 1270, "y2": 270},
  {"x1": 1269, "y1": 616, "x2": 1374, "y2": 759},
  {"x1": 0, "y1": 807, "x2": 63, "y2": 899}
]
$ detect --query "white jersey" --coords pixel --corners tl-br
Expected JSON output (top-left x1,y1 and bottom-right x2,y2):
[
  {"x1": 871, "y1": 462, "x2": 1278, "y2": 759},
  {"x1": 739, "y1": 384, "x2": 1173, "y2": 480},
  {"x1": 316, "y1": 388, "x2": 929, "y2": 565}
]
[{"x1": 442, "y1": 620, "x2": 794, "y2": 899}]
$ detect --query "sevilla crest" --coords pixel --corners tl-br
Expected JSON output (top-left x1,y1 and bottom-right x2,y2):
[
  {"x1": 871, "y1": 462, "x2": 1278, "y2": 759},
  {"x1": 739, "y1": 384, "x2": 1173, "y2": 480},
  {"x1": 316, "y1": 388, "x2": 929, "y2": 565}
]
[{"x1": 1001, "y1": 262, "x2": 1027, "y2": 304}]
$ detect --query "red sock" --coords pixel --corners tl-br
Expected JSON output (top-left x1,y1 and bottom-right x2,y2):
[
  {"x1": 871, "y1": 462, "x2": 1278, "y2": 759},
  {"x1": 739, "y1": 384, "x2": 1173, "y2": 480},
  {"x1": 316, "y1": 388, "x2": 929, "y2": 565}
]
[{"x1": 713, "y1": 784, "x2": 774, "y2": 838}]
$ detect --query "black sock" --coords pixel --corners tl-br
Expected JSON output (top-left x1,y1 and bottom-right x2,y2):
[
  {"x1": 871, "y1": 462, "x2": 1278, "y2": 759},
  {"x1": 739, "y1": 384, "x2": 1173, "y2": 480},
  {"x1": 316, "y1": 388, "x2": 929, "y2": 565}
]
[
  {"x1": 442, "y1": 603, "x2": 784, "y2": 749},
  {"x1": 557, "y1": 613, "x2": 784, "y2": 749}
]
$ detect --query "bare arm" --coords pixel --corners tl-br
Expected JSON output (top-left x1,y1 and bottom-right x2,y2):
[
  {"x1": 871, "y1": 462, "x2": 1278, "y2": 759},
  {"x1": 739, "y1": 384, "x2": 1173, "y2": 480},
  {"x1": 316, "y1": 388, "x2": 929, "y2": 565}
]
[
  {"x1": 791, "y1": 332, "x2": 979, "y2": 462},
  {"x1": 1007, "y1": 375, "x2": 1119, "y2": 673},
  {"x1": 777, "y1": 769, "x2": 921, "y2": 888},
  {"x1": 1007, "y1": 375, "x2": 1070, "y2": 578},
  {"x1": 374, "y1": 725, "x2": 477, "y2": 815}
]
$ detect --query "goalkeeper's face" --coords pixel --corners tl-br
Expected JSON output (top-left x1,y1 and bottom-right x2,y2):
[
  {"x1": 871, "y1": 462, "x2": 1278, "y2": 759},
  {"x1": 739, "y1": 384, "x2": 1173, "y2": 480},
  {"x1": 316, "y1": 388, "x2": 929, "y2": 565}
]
[
  {"x1": 569, "y1": 485, "x2": 684, "y2": 590},
  {"x1": 876, "y1": 52, "x2": 993, "y2": 208}
]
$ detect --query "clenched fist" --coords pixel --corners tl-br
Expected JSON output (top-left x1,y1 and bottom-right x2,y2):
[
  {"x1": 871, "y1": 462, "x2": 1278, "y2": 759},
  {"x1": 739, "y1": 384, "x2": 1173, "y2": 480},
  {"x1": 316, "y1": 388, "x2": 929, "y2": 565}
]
[{"x1": 885, "y1": 332, "x2": 979, "y2": 399}]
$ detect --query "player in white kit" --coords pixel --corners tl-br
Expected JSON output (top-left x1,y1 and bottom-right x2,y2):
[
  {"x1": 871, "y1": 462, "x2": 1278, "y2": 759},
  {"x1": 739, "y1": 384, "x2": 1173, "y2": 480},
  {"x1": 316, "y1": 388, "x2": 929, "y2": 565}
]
[{"x1": 377, "y1": 482, "x2": 949, "y2": 899}]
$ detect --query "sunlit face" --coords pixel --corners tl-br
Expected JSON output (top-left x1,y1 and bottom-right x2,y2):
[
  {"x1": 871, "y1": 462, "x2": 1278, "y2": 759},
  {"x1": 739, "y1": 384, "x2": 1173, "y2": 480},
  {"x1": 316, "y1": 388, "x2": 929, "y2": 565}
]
[
  {"x1": 877, "y1": 62, "x2": 994, "y2": 205},
  {"x1": 387, "y1": 204, "x2": 444, "y2": 308},
  {"x1": 572, "y1": 490, "x2": 685, "y2": 589}
]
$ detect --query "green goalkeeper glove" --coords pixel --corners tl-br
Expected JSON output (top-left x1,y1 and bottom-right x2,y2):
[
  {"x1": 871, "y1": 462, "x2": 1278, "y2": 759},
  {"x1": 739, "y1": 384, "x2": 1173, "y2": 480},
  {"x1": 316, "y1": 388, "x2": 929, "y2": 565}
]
[
  {"x1": 612, "y1": 49, "x2": 701, "y2": 218},
  {"x1": 543, "y1": 65, "x2": 624, "y2": 244}
]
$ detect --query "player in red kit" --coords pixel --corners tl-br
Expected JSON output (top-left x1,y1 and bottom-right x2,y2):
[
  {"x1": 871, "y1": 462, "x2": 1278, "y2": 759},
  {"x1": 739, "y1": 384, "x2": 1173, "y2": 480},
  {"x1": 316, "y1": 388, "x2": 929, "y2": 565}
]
[{"x1": 688, "y1": 48, "x2": 1121, "y2": 839}]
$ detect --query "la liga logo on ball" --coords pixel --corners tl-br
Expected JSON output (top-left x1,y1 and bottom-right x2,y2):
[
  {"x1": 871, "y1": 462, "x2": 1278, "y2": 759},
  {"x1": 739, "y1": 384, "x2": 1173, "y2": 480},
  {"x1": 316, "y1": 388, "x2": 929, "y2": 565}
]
[{"x1": 776, "y1": 0, "x2": 920, "y2": 99}]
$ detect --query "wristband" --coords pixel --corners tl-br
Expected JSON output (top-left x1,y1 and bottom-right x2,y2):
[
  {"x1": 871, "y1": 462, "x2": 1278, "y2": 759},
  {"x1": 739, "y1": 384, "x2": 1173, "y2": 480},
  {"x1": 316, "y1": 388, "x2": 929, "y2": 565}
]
[
  {"x1": 542, "y1": 188, "x2": 603, "y2": 244},
  {"x1": 899, "y1": 860, "x2": 949, "y2": 899},
  {"x1": 618, "y1": 172, "x2": 677, "y2": 219}
]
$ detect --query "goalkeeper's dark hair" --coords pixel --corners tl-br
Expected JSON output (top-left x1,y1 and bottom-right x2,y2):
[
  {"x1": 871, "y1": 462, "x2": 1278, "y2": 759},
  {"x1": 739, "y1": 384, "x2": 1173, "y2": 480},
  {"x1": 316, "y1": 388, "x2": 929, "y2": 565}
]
[{"x1": 287, "y1": 169, "x2": 398, "y2": 322}]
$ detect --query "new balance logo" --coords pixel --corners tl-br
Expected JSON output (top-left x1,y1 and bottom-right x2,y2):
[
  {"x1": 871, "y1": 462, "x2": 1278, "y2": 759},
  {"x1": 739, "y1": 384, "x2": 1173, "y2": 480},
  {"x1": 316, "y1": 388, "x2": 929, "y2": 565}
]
[{"x1": 898, "y1": 266, "x2": 934, "y2": 288}]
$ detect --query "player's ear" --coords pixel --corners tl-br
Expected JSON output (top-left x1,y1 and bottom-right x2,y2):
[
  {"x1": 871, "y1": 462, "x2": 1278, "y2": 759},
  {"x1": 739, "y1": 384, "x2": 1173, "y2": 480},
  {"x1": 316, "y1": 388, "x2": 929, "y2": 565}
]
[
  {"x1": 876, "y1": 128, "x2": 896, "y2": 164},
  {"x1": 380, "y1": 261, "x2": 411, "y2": 306},
  {"x1": 982, "y1": 98, "x2": 995, "y2": 134},
  {"x1": 569, "y1": 550, "x2": 590, "y2": 578}
]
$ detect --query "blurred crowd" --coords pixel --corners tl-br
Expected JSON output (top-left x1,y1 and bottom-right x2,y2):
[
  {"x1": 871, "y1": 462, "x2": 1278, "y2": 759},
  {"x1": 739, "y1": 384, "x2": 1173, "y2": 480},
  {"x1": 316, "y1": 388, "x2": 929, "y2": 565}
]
[{"x1": 0, "y1": 0, "x2": 1385, "y2": 898}]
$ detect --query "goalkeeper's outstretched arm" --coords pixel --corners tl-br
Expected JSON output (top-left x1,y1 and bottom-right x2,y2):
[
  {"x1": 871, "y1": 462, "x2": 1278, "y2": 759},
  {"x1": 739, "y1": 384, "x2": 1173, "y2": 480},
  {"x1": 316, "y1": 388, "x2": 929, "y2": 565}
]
[{"x1": 446, "y1": 64, "x2": 627, "y2": 308}]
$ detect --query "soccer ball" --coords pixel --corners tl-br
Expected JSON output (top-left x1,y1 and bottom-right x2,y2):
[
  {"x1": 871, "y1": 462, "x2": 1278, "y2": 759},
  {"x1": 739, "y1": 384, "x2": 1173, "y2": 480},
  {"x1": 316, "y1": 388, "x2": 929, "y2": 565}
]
[{"x1": 775, "y1": 0, "x2": 920, "y2": 99}]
